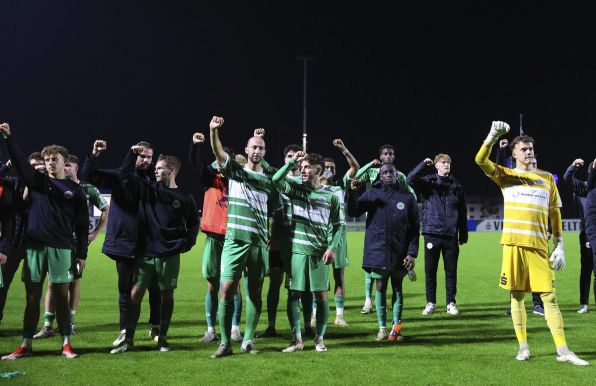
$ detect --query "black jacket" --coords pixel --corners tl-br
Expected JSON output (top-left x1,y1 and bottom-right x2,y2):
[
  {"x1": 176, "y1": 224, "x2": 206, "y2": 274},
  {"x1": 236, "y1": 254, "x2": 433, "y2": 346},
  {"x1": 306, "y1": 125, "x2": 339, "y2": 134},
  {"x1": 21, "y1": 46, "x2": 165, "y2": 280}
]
[
  {"x1": 563, "y1": 164, "x2": 588, "y2": 232},
  {"x1": 407, "y1": 161, "x2": 468, "y2": 243},
  {"x1": 585, "y1": 164, "x2": 596, "y2": 241},
  {"x1": 81, "y1": 153, "x2": 153, "y2": 260},
  {"x1": 347, "y1": 183, "x2": 419, "y2": 273}
]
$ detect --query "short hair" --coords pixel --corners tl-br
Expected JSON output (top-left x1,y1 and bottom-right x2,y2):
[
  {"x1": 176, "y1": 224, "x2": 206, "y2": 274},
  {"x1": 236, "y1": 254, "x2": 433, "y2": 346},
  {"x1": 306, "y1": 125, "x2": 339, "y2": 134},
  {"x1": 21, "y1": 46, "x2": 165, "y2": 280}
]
[
  {"x1": 28, "y1": 152, "x2": 43, "y2": 162},
  {"x1": 157, "y1": 154, "x2": 181, "y2": 172},
  {"x1": 41, "y1": 145, "x2": 69, "y2": 160},
  {"x1": 434, "y1": 153, "x2": 452, "y2": 164},
  {"x1": 379, "y1": 144, "x2": 394, "y2": 155},
  {"x1": 380, "y1": 162, "x2": 395, "y2": 170},
  {"x1": 284, "y1": 144, "x2": 301, "y2": 156},
  {"x1": 66, "y1": 154, "x2": 80, "y2": 166},
  {"x1": 304, "y1": 153, "x2": 324, "y2": 168},
  {"x1": 135, "y1": 141, "x2": 153, "y2": 150},
  {"x1": 323, "y1": 157, "x2": 336, "y2": 165},
  {"x1": 510, "y1": 135, "x2": 535, "y2": 150}
]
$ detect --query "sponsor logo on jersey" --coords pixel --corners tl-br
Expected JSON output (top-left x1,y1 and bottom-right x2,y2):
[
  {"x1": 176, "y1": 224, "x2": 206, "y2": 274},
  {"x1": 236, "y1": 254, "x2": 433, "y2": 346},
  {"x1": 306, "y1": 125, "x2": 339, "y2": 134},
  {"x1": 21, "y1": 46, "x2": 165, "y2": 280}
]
[
  {"x1": 172, "y1": 200, "x2": 181, "y2": 209},
  {"x1": 397, "y1": 202, "x2": 405, "y2": 210},
  {"x1": 535, "y1": 178, "x2": 544, "y2": 185},
  {"x1": 64, "y1": 190, "x2": 74, "y2": 199}
]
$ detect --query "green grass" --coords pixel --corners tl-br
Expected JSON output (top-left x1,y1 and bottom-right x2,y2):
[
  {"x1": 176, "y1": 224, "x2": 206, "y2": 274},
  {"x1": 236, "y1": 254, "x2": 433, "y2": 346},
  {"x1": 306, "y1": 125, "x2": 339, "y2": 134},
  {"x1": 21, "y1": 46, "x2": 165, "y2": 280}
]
[{"x1": 1, "y1": 232, "x2": 595, "y2": 385}]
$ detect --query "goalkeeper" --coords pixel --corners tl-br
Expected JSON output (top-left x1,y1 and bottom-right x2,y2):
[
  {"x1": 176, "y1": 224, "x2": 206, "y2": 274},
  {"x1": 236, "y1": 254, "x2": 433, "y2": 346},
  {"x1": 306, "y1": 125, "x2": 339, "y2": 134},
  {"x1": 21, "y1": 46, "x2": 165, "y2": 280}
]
[{"x1": 475, "y1": 121, "x2": 588, "y2": 366}]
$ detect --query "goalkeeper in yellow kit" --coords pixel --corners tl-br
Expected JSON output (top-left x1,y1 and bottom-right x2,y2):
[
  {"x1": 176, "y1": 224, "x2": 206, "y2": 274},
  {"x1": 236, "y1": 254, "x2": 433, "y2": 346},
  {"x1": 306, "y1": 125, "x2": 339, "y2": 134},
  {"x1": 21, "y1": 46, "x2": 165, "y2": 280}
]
[{"x1": 475, "y1": 121, "x2": 588, "y2": 366}]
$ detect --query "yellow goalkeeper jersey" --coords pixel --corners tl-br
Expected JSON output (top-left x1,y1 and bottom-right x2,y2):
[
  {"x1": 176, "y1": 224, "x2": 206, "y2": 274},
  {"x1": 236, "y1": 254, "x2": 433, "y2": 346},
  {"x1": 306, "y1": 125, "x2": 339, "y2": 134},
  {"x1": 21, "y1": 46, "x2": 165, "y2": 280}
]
[{"x1": 487, "y1": 165, "x2": 561, "y2": 251}]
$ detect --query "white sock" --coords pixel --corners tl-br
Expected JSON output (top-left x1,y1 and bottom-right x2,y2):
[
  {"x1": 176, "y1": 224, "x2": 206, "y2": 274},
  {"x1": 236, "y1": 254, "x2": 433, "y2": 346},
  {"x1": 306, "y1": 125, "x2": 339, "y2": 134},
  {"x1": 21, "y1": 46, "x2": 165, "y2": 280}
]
[
  {"x1": 207, "y1": 326, "x2": 214, "y2": 334},
  {"x1": 365, "y1": 298, "x2": 372, "y2": 306},
  {"x1": 294, "y1": 333, "x2": 303, "y2": 343},
  {"x1": 231, "y1": 325, "x2": 240, "y2": 332},
  {"x1": 519, "y1": 342, "x2": 529, "y2": 350},
  {"x1": 556, "y1": 345, "x2": 570, "y2": 356},
  {"x1": 336, "y1": 307, "x2": 344, "y2": 317},
  {"x1": 63, "y1": 336, "x2": 71, "y2": 345}
]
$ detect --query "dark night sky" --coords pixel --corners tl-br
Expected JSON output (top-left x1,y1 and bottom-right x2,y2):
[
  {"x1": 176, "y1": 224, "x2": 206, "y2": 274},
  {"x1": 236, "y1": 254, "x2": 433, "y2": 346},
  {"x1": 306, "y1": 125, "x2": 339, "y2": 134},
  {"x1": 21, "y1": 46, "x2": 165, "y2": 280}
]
[{"x1": 1, "y1": 2, "x2": 595, "y2": 214}]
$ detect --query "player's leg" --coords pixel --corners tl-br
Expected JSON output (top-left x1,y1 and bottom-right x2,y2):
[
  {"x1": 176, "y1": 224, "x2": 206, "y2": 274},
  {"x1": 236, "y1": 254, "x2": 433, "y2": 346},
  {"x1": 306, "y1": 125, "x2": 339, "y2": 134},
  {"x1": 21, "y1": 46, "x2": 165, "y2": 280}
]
[
  {"x1": 240, "y1": 246, "x2": 267, "y2": 354},
  {"x1": 231, "y1": 281, "x2": 243, "y2": 342},
  {"x1": 262, "y1": 265, "x2": 283, "y2": 337},
  {"x1": 577, "y1": 231, "x2": 592, "y2": 313},
  {"x1": 283, "y1": 254, "x2": 306, "y2": 352},
  {"x1": 147, "y1": 285, "x2": 161, "y2": 341},
  {"x1": 361, "y1": 271, "x2": 374, "y2": 313},
  {"x1": 69, "y1": 278, "x2": 81, "y2": 333},
  {"x1": 333, "y1": 267, "x2": 348, "y2": 326},
  {"x1": 155, "y1": 254, "x2": 179, "y2": 351},
  {"x1": 443, "y1": 237, "x2": 460, "y2": 315},
  {"x1": 201, "y1": 235, "x2": 222, "y2": 342},
  {"x1": 33, "y1": 283, "x2": 55, "y2": 338},
  {"x1": 374, "y1": 275, "x2": 388, "y2": 340},
  {"x1": 0, "y1": 249, "x2": 24, "y2": 324},
  {"x1": 310, "y1": 255, "x2": 331, "y2": 352},
  {"x1": 115, "y1": 258, "x2": 135, "y2": 345},
  {"x1": 212, "y1": 240, "x2": 248, "y2": 358},
  {"x1": 510, "y1": 290, "x2": 529, "y2": 360},
  {"x1": 423, "y1": 236, "x2": 440, "y2": 315},
  {"x1": 388, "y1": 270, "x2": 405, "y2": 341}
]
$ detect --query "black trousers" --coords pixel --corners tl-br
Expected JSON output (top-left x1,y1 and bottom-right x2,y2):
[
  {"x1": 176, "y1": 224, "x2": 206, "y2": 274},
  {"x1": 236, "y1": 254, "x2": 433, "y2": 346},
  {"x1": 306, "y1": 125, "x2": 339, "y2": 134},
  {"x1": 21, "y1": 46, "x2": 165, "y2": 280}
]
[
  {"x1": 0, "y1": 247, "x2": 25, "y2": 322},
  {"x1": 424, "y1": 235, "x2": 459, "y2": 305},
  {"x1": 116, "y1": 259, "x2": 161, "y2": 331},
  {"x1": 579, "y1": 231, "x2": 596, "y2": 305}
]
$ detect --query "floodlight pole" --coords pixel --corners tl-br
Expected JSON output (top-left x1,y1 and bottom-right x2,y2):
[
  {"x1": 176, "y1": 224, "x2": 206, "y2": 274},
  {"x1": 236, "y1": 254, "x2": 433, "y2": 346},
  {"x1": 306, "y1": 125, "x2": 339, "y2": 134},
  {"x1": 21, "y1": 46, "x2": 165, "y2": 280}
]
[{"x1": 299, "y1": 56, "x2": 314, "y2": 152}]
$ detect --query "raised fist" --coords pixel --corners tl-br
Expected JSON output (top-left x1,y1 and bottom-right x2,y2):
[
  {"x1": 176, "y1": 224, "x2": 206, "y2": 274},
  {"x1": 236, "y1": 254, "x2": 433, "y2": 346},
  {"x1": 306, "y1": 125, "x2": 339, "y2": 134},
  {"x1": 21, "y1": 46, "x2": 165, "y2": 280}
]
[
  {"x1": 293, "y1": 151, "x2": 306, "y2": 162},
  {"x1": 371, "y1": 159, "x2": 381, "y2": 167},
  {"x1": 572, "y1": 158, "x2": 584, "y2": 168},
  {"x1": 192, "y1": 132, "x2": 205, "y2": 144},
  {"x1": 499, "y1": 139, "x2": 509, "y2": 149},
  {"x1": 0, "y1": 122, "x2": 11, "y2": 136},
  {"x1": 130, "y1": 145, "x2": 144, "y2": 155},
  {"x1": 209, "y1": 116, "x2": 224, "y2": 130},
  {"x1": 423, "y1": 158, "x2": 433, "y2": 166},
  {"x1": 332, "y1": 139, "x2": 345, "y2": 150},
  {"x1": 488, "y1": 121, "x2": 510, "y2": 139},
  {"x1": 93, "y1": 140, "x2": 107, "y2": 157},
  {"x1": 350, "y1": 179, "x2": 362, "y2": 190},
  {"x1": 254, "y1": 128, "x2": 265, "y2": 137}
]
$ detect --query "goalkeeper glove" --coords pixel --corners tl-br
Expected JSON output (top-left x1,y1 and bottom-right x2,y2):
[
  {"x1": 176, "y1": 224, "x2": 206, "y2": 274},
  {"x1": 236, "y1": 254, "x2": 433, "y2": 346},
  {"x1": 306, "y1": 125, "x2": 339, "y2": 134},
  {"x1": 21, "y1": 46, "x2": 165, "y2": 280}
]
[
  {"x1": 485, "y1": 121, "x2": 510, "y2": 144},
  {"x1": 549, "y1": 237, "x2": 566, "y2": 271}
]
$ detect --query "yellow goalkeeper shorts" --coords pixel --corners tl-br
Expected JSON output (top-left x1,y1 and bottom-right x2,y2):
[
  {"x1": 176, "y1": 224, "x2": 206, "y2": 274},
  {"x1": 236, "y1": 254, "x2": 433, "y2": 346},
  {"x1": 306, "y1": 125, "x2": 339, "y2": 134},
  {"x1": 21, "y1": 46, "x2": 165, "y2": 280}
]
[{"x1": 499, "y1": 244, "x2": 555, "y2": 293}]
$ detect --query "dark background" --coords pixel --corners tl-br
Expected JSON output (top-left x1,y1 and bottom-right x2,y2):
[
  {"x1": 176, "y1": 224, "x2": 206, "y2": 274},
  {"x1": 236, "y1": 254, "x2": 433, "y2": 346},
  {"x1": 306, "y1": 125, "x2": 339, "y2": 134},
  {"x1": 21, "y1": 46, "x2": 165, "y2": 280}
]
[{"x1": 1, "y1": 2, "x2": 594, "y2": 215}]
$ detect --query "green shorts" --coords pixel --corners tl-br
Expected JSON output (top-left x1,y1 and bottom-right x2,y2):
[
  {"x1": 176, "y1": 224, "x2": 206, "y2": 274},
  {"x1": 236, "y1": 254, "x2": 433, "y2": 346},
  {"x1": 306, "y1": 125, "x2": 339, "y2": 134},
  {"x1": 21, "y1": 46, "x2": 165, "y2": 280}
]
[
  {"x1": 22, "y1": 243, "x2": 73, "y2": 284},
  {"x1": 220, "y1": 240, "x2": 268, "y2": 282},
  {"x1": 202, "y1": 235, "x2": 224, "y2": 279},
  {"x1": 135, "y1": 255, "x2": 180, "y2": 290},
  {"x1": 287, "y1": 253, "x2": 330, "y2": 292},
  {"x1": 370, "y1": 269, "x2": 406, "y2": 281},
  {"x1": 333, "y1": 235, "x2": 349, "y2": 269}
]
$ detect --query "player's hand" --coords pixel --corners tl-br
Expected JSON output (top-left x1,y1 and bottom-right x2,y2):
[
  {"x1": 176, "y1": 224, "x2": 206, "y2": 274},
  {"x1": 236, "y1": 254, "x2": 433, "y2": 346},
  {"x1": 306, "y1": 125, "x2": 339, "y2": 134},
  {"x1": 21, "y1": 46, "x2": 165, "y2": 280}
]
[
  {"x1": 572, "y1": 158, "x2": 584, "y2": 168},
  {"x1": 486, "y1": 121, "x2": 510, "y2": 144},
  {"x1": 0, "y1": 252, "x2": 7, "y2": 265},
  {"x1": 293, "y1": 151, "x2": 306, "y2": 163},
  {"x1": 423, "y1": 158, "x2": 433, "y2": 166},
  {"x1": 350, "y1": 179, "x2": 362, "y2": 190},
  {"x1": 0, "y1": 122, "x2": 11, "y2": 136},
  {"x1": 549, "y1": 237, "x2": 565, "y2": 271},
  {"x1": 371, "y1": 159, "x2": 381, "y2": 167},
  {"x1": 131, "y1": 145, "x2": 144, "y2": 155},
  {"x1": 323, "y1": 249, "x2": 335, "y2": 265},
  {"x1": 254, "y1": 128, "x2": 265, "y2": 137},
  {"x1": 209, "y1": 116, "x2": 224, "y2": 130},
  {"x1": 332, "y1": 139, "x2": 346, "y2": 151},
  {"x1": 5, "y1": 160, "x2": 11, "y2": 168},
  {"x1": 77, "y1": 259, "x2": 86, "y2": 273},
  {"x1": 93, "y1": 140, "x2": 107, "y2": 157},
  {"x1": 403, "y1": 255, "x2": 415, "y2": 270},
  {"x1": 192, "y1": 132, "x2": 205, "y2": 144}
]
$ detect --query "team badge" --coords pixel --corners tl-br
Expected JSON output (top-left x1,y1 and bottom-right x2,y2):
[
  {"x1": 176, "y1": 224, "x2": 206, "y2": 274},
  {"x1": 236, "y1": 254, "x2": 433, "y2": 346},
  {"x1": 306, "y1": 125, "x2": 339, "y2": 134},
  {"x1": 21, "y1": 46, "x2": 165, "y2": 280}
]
[
  {"x1": 396, "y1": 202, "x2": 405, "y2": 210},
  {"x1": 426, "y1": 242, "x2": 433, "y2": 249},
  {"x1": 172, "y1": 200, "x2": 181, "y2": 208},
  {"x1": 64, "y1": 190, "x2": 74, "y2": 199}
]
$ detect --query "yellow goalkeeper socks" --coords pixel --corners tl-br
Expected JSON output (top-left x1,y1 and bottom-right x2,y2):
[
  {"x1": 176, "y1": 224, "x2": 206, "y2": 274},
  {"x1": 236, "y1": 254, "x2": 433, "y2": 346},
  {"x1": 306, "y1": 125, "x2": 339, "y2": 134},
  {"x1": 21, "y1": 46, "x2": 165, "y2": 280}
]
[
  {"x1": 510, "y1": 291, "x2": 527, "y2": 344},
  {"x1": 540, "y1": 292, "x2": 567, "y2": 348}
]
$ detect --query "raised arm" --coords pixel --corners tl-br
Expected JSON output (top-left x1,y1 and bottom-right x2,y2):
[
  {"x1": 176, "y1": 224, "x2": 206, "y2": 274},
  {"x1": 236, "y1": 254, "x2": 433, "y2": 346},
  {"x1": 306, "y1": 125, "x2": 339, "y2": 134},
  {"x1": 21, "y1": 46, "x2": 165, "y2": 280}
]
[
  {"x1": 346, "y1": 180, "x2": 370, "y2": 217},
  {"x1": 475, "y1": 121, "x2": 510, "y2": 176},
  {"x1": 588, "y1": 159, "x2": 596, "y2": 191},
  {"x1": 407, "y1": 158, "x2": 433, "y2": 186},
  {"x1": 563, "y1": 159, "x2": 588, "y2": 196},
  {"x1": 208, "y1": 116, "x2": 228, "y2": 165},
  {"x1": 495, "y1": 139, "x2": 510, "y2": 167},
  {"x1": 272, "y1": 151, "x2": 304, "y2": 194},
  {"x1": 0, "y1": 123, "x2": 43, "y2": 190},
  {"x1": 333, "y1": 139, "x2": 359, "y2": 179},
  {"x1": 354, "y1": 159, "x2": 380, "y2": 182}
]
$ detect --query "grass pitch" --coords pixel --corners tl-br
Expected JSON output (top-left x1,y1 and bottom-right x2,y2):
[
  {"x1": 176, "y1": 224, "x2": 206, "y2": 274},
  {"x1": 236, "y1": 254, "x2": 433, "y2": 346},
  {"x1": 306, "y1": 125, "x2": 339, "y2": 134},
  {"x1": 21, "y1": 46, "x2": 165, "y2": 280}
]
[{"x1": 1, "y1": 232, "x2": 595, "y2": 385}]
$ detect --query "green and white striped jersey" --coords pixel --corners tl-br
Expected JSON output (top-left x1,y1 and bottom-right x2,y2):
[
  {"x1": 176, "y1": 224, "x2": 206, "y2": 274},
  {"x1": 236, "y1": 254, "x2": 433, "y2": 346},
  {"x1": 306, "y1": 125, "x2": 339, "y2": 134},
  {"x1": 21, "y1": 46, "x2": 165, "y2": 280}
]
[
  {"x1": 219, "y1": 155, "x2": 275, "y2": 247},
  {"x1": 273, "y1": 160, "x2": 342, "y2": 255},
  {"x1": 355, "y1": 161, "x2": 416, "y2": 198}
]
